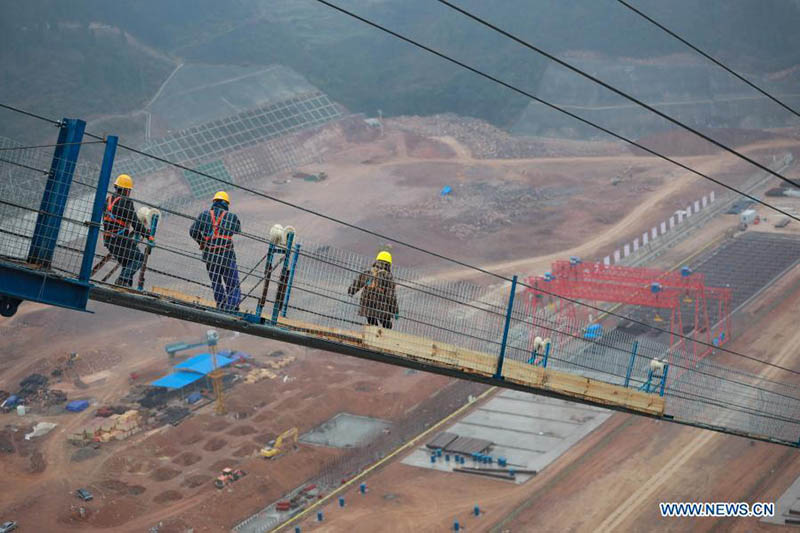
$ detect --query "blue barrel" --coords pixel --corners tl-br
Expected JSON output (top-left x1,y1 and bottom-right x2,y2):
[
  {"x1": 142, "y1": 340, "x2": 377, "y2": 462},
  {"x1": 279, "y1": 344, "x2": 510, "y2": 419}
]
[
  {"x1": 453, "y1": 520, "x2": 460, "y2": 531},
  {"x1": 681, "y1": 266, "x2": 692, "y2": 277},
  {"x1": 509, "y1": 468, "x2": 515, "y2": 477},
  {"x1": 498, "y1": 457, "x2": 507, "y2": 467},
  {"x1": 436, "y1": 448, "x2": 442, "y2": 457},
  {"x1": 295, "y1": 528, "x2": 301, "y2": 533},
  {"x1": 445, "y1": 454, "x2": 450, "y2": 462},
  {"x1": 339, "y1": 496, "x2": 345, "y2": 508},
  {"x1": 360, "y1": 483, "x2": 366, "y2": 494},
  {"x1": 430, "y1": 454, "x2": 436, "y2": 464},
  {"x1": 317, "y1": 511, "x2": 324, "y2": 522},
  {"x1": 474, "y1": 505, "x2": 480, "y2": 516}
]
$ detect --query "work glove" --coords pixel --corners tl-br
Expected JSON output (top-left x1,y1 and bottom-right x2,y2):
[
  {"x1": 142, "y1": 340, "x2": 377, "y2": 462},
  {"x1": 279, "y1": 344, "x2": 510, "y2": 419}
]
[{"x1": 146, "y1": 235, "x2": 155, "y2": 248}]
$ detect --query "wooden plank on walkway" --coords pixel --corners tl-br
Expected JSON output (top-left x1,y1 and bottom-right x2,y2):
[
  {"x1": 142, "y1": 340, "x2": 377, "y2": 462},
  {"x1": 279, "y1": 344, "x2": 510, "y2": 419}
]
[
  {"x1": 503, "y1": 359, "x2": 665, "y2": 416},
  {"x1": 151, "y1": 286, "x2": 216, "y2": 308}
]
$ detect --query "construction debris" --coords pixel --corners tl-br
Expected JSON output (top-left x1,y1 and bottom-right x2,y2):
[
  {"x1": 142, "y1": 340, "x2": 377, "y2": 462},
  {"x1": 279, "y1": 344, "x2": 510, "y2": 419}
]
[{"x1": 266, "y1": 355, "x2": 296, "y2": 370}]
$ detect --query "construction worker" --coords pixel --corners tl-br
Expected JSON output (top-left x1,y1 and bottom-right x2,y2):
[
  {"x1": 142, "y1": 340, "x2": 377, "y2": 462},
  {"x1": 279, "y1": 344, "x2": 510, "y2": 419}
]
[
  {"x1": 348, "y1": 251, "x2": 399, "y2": 329},
  {"x1": 102, "y1": 174, "x2": 153, "y2": 287},
  {"x1": 190, "y1": 191, "x2": 242, "y2": 311}
]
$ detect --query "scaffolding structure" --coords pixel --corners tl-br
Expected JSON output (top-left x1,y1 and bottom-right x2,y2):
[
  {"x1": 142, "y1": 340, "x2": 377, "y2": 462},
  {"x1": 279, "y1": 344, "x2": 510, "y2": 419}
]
[{"x1": 524, "y1": 259, "x2": 732, "y2": 371}]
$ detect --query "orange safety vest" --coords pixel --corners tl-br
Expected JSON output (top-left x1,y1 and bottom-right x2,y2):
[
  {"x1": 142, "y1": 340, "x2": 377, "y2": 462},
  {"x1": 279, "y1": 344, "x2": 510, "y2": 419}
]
[
  {"x1": 203, "y1": 210, "x2": 233, "y2": 250},
  {"x1": 103, "y1": 196, "x2": 127, "y2": 238}
]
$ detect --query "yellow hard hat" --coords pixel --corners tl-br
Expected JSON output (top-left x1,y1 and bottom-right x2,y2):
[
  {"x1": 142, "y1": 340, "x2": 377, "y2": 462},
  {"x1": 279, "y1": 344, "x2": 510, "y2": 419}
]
[
  {"x1": 114, "y1": 174, "x2": 133, "y2": 189},
  {"x1": 213, "y1": 191, "x2": 230, "y2": 203},
  {"x1": 376, "y1": 251, "x2": 392, "y2": 264}
]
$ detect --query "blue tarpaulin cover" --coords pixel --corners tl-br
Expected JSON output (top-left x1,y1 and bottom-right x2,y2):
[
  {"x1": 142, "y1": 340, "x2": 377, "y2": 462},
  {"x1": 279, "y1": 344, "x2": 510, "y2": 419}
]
[
  {"x1": 66, "y1": 400, "x2": 89, "y2": 412},
  {"x1": 151, "y1": 353, "x2": 234, "y2": 390}
]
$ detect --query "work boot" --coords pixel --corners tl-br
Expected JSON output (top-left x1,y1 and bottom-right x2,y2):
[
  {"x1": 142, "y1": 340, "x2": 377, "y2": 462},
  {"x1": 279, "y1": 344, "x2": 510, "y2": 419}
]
[{"x1": 116, "y1": 276, "x2": 133, "y2": 288}]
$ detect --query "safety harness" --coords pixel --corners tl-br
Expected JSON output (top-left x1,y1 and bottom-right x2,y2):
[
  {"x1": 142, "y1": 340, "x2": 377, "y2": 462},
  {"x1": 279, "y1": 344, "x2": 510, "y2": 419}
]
[
  {"x1": 203, "y1": 209, "x2": 234, "y2": 250},
  {"x1": 103, "y1": 196, "x2": 127, "y2": 239}
]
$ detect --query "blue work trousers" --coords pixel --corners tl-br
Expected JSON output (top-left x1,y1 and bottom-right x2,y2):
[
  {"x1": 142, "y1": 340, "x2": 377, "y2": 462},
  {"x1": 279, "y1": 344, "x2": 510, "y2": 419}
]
[{"x1": 204, "y1": 250, "x2": 241, "y2": 311}]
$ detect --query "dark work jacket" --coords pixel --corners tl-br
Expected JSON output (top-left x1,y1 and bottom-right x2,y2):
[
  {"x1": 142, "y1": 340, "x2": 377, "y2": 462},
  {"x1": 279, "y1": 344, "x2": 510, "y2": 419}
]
[
  {"x1": 349, "y1": 261, "x2": 399, "y2": 320},
  {"x1": 103, "y1": 192, "x2": 149, "y2": 248},
  {"x1": 189, "y1": 201, "x2": 241, "y2": 263}
]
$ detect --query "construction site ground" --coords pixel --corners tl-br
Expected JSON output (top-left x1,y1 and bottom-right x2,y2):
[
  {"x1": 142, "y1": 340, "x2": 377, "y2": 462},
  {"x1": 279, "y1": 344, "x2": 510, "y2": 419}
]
[
  {"x1": 3, "y1": 115, "x2": 800, "y2": 531},
  {"x1": 293, "y1": 221, "x2": 800, "y2": 533}
]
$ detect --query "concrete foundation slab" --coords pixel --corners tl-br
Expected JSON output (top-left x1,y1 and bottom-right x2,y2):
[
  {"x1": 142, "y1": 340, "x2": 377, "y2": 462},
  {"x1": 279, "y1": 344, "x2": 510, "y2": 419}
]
[
  {"x1": 402, "y1": 389, "x2": 610, "y2": 483},
  {"x1": 300, "y1": 412, "x2": 391, "y2": 448}
]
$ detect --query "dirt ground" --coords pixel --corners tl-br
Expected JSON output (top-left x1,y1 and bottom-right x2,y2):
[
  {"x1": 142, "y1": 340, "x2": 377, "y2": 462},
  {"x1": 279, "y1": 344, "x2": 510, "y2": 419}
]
[
  {"x1": 0, "y1": 301, "x2": 452, "y2": 532},
  {"x1": 293, "y1": 211, "x2": 800, "y2": 533},
  {"x1": 4, "y1": 115, "x2": 800, "y2": 531}
]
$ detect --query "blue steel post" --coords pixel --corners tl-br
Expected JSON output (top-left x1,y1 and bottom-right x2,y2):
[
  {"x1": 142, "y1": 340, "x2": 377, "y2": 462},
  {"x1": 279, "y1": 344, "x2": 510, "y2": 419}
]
[
  {"x1": 271, "y1": 232, "x2": 294, "y2": 324},
  {"x1": 624, "y1": 340, "x2": 639, "y2": 388},
  {"x1": 494, "y1": 275, "x2": 518, "y2": 380},
  {"x1": 659, "y1": 364, "x2": 669, "y2": 396},
  {"x1": 281, "y1": 243, "x2": 301, "y2": 318},
  {"x1": 541, "y1": 341, "x2": 550, "y2": 368},
  {"x1": 28, "y1": 118, "x2": 87, "y2": 267},
  {"x1": 79, "y1": 136, "x2": 116, "y2": 282}
]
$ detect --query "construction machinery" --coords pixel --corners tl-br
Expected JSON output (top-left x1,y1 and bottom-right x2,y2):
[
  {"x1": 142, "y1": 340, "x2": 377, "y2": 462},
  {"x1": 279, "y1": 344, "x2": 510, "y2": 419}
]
[
  {"x1": 260, "y1": 427, "x2": 299, "y2": 459},
  {"x1": 214, "y1": 467, "x2": 247, "y2": 489}
]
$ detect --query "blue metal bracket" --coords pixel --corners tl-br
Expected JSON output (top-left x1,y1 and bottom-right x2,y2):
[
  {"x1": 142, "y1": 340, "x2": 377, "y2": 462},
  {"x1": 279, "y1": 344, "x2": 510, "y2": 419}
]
[
  {"x1": 624, "y1": 340, "x2": 639, "y2": 388},
  {"x1": 659, "y1": 364, "x2": 669, "y2": 396},
  {"x1": 79, "y1": 136, "x2": 116, "y2": 282},
  {"x1": 0, "y1": 262, "x2": 91, "y2": 313},
  {"x1": 271, "y1": 231, "x2": 294, "y2": 325},
  {"x1": 281, "y1": 243, "x2": 301, "y2": 318},
  {"x1": 28, "y1": 118, "x2": 86, "y2": 267},
  {"x1": 495, "y1": 275, "x2": 518, "y2": 380}
]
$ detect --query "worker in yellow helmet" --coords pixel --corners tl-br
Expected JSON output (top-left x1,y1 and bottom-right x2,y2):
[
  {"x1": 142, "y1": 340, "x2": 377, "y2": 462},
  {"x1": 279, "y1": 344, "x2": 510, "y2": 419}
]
[
  {"x1": 190, "y1": 191, "x2": 242, "y2": 311},
  {"x1": 348, "y1": 250, "x2": 399, "y2": 329},
  {"x1": 102, "y1": 174, "x2": 154, "y2": 287}
]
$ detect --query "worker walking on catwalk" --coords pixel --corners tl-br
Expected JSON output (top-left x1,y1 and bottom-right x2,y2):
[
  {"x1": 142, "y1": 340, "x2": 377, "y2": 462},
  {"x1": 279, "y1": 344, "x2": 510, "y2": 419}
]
[
  {"x1": 102, "y1": 174, "x2": 154, "y2": 287},
  {"x1": 348, "y1": 250, "x2": 399, "y2": 329},
  {"x1": 190, "y1": 191, "x2": 242, "y2": 311}
]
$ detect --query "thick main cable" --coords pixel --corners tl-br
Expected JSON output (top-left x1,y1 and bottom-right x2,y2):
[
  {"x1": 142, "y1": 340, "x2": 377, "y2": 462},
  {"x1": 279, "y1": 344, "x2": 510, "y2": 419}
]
[
  {"x1": 615, "y1": 0, "x2": 800, "y2": 121},
  {"x1": 434, "y1": 0, "x2": 800, "y2": 191}
]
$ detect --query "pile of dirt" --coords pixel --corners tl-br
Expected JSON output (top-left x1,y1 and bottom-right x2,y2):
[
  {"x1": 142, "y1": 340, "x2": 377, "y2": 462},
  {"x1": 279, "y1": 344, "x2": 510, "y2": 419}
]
[
  {"x1": 0, "y1": 430, "x2": 15, "y2": 454},
  {"x1": 179, "y1": 432, "x2": 204, "y2": 446},
  {"x1": 233, "y1": 443, "x2": 260, "y2": 457},
  {"x1": 181, "y1": 474, "x2": 211, "y2": 488},
  {"x1": 172, "y1": 452, "x2": 202, "y2": 466},
  {"x1": 150, "y1": 467, "x2": 181, "y2": 482},
  {"x1": 153, "y1": 490, "x2": 183, "y2": 504},
  {"x1": 228, "y1": 425, "x2": 256, "y2": 436},
  {"x1": 203, "y1": 437, "x2": 227, "y2": 452},
  {"x1": 28, "y1": 450, "x2": 46, "y2": 473}
]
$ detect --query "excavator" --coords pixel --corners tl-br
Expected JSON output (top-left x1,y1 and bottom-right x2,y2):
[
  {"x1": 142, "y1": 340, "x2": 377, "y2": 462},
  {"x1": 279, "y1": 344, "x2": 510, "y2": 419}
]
[{"x1": 260, "y1": 427, "x2": 299, "y2": 459}]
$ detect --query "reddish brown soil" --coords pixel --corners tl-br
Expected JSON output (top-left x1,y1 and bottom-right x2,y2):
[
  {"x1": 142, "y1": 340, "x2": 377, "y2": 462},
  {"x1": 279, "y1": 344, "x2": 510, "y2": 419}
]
[
  {"x1": 150, "y1": 467, "x2": 181, "y2": 482},
  {"x1": 172, "y1": 452, "x2": 202, "y2": 467},
  {"x1": 202, "y1": 438, "x2": 228, "y2": 452},
  {"x1": 153, "y1": 490, "x2": 183, "y2": 504}
]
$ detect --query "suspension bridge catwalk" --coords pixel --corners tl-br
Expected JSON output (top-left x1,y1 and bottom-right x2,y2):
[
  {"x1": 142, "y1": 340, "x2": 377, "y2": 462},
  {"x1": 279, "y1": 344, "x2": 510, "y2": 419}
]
[{"x1": 1, "y1": 117, "x2": 800, "y2": 448}]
